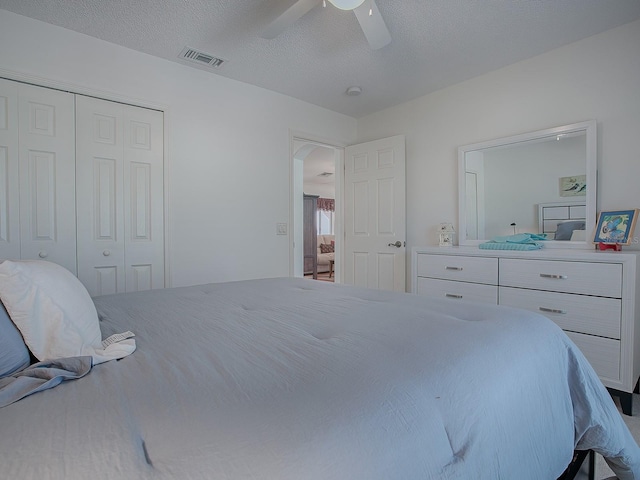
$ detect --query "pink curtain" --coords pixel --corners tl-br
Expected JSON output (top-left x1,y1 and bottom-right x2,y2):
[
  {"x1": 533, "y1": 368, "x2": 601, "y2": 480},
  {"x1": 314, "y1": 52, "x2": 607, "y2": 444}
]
[{"x1": 317, "y1": 198, "x2": 335, "y2": 212}]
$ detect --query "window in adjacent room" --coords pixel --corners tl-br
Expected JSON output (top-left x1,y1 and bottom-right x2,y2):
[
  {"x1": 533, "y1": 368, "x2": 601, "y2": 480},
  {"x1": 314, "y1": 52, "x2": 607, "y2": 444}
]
[{"x1": 317, "y1": 209, "x2": 334, "y2": 235}]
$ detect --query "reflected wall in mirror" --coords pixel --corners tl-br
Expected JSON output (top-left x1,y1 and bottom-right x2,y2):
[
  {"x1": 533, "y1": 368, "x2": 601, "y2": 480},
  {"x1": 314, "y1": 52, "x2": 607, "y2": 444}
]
[{"x1": 458, "y1": 120, "x2": 597, "y2": 247}]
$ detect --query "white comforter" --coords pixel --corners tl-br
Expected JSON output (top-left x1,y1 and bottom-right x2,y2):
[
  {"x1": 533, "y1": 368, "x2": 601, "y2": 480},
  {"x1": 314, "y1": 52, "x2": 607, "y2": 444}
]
[{"x1": 0, "y1": 278, "x2": 638, "y2": 479}]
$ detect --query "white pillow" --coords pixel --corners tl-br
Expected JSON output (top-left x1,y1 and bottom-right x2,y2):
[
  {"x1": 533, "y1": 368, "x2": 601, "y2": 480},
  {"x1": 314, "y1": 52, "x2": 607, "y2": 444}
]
[{"x1": 0, "y1": 260, "x2": 102, "y2": 361}]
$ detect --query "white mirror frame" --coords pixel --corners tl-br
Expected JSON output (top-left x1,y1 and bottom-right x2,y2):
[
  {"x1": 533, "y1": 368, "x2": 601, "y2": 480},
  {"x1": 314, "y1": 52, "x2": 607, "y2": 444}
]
[{"x1": 458, "y1": 120, "x2": 597, "y2": 248}]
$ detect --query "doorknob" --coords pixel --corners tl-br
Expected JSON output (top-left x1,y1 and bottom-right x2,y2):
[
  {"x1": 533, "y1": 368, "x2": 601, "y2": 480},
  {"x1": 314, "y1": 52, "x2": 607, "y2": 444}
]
[{"x1": 388, "y1": 241, "x2": 403, "y2": 248}]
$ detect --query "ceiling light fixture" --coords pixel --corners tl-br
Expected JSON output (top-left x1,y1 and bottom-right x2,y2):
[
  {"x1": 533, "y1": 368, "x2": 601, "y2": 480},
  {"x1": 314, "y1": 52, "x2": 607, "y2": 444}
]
[
  {"x1": 327, "y1": 0, "x2": 366, "y2": 11},
  {"x1": 346, "y1": 86, "x2": 362, "y2": 96}
]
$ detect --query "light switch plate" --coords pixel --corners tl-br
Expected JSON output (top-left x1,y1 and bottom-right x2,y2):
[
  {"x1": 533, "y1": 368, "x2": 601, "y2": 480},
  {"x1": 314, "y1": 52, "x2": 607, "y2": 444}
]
[{"x1": 276, "y1": 223, "x2": 288, "y2": 235}]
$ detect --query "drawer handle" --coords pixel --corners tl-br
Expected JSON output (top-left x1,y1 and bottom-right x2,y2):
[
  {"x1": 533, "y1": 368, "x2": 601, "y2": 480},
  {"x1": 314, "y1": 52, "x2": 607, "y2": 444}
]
[
  {"x1": 539, "y1": 307, "x2": 567, "y2": 315},
  {"x1": 446, "y1": 293, "x2": 463, "y2": 299},
  {"x1": 539, "y1": 273, "x2": 568, "y2": 279},
  {"x1": 445, "y1": 266, "x2": 463, "y2": 271}
]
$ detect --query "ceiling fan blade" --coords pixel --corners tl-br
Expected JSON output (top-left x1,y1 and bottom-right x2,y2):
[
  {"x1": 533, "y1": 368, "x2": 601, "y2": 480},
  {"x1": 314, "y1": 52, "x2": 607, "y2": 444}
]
[
  {"x1": 353, "y1": 0, "x2": 391, "y2": 50},
  {"x1": 261, "y1": 0, "x2": 321, "y2": 39}
]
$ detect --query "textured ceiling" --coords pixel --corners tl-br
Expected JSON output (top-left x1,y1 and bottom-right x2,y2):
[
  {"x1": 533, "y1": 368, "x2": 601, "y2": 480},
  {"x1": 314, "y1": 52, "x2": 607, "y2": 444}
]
[{"x1": 1, "y1": 0, "x2": 639, "y2": 118}]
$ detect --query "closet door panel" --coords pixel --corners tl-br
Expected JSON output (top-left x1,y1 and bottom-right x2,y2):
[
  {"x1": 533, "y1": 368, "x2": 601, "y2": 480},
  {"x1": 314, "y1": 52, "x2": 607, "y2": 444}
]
[
  {"x1": 0, "y1": 79, "x2": 19, "y2": 261},
  {"x1": 76, "y1": 96, "x2": 125, "y2": 296},
  {"x1": 18, "y1": 84, "x2": 76, "y2": 274},
  {"x1": 123, "y1": 104, "x2": 164, "y2": 292},
  {"x1": 77, "y1": 96, "x2": 163, "y2": 296},
  {"x1": 28, "y1": 151, "x2": 57, "y2": 239}
]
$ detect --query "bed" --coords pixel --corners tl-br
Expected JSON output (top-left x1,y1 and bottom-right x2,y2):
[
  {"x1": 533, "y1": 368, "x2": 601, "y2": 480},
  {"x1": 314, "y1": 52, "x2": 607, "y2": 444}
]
[
  {"x1": 538, "y1": 200, "x2": 587, "y2": 240},
  {"x1": 1, "y1": 261, "x2": 639, "y2": 479}
]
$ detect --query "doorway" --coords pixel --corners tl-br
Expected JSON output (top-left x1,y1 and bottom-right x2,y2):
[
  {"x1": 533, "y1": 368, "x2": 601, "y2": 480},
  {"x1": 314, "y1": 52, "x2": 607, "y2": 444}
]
[
  {"x1": 290, "y1": 137, "x2": 342, "y2": 283},
  {"x1": 290, "y1": 134, "x2": 406, "y2": 291}
]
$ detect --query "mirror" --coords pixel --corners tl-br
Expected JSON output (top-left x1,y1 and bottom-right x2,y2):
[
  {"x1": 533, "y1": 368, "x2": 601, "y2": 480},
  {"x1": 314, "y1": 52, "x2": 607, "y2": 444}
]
[{"x1": 458, "y1": 120, "x2": 597, "y2": 247}]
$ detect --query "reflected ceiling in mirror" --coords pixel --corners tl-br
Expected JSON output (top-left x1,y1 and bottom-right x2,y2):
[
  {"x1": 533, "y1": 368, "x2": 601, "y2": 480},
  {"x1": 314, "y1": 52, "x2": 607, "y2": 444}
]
[{"x1": 458, "y1": 120, "x2": 597, "y2": 247}]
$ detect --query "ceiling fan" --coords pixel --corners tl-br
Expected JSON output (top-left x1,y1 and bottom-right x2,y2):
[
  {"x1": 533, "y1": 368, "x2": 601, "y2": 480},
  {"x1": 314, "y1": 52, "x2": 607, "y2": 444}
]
[{"x1": 261, "y1": 0, "x2": 391, "y2": 50}]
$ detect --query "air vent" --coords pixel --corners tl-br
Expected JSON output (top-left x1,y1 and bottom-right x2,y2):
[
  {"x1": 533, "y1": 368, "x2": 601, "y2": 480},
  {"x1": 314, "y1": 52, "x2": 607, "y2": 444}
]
[{"x1": 179, "y1": 47, "x2": 225, "y2": 68}]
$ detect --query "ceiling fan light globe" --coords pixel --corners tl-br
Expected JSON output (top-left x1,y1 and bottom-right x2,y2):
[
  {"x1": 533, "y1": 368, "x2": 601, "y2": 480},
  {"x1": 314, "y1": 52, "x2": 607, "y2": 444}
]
[{"x1": 327, "y1": 0, "x2": 366, "y2": 10}]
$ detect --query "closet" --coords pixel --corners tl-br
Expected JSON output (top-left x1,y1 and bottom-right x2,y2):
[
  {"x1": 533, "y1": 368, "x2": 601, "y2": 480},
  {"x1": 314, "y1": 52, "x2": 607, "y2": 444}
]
[
  {"x1": 0, "y1": 78, "x2": 164, "y2": 297},
  {"x1": 0, "y1": 79, "x2": 77, "y2": 274},
  {"x1": 76, "y1": 96, "x2": 164, "y2": 297}
]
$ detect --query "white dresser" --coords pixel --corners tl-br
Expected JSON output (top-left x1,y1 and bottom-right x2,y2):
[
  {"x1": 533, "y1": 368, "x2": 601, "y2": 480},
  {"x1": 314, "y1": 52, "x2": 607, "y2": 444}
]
[{"x1": 412, "y1": 246, "x2": 640, "y2": 415}]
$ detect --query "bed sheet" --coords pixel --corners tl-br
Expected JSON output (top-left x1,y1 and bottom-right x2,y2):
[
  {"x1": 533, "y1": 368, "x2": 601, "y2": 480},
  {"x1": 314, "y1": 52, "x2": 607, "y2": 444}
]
[{"x1": 1, "y1": 277, "x2": 638, "y2": 479}]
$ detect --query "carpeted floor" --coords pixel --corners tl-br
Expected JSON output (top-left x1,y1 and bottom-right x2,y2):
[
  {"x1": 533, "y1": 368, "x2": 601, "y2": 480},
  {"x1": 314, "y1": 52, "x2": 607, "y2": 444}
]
[{"x1": 304, "y1": 272, "x2": 334, "y2": 282}]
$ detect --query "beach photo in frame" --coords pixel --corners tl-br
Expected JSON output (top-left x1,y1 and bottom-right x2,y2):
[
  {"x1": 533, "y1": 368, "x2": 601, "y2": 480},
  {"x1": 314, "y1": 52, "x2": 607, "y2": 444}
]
[{"x1": 593, "y1": 209, "x2": 639, "y2": 245}]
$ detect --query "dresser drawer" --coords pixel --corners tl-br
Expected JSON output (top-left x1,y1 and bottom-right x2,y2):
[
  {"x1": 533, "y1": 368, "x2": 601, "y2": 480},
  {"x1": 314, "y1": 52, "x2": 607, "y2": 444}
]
[
  {"x1": 499, "y1": 287, "x2": 621, "y2": 339},
  {"x1": 416, "y1": 254, "x2": 498, "y2": 285},
  {"x1": 416, "y1": 277, "x2": 498, "y2": 304},
  {"x1": 499, "y1": 258, "x2": 622, "y2": 298},
  {"x1": 565, "y1": 331, "x2": 621, "y2": 382}
]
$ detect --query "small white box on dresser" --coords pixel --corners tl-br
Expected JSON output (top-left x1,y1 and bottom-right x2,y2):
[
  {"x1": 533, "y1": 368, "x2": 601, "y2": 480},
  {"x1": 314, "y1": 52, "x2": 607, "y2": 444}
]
[{"x1": 412, "y1": 246, "x2": 640, "y2": 415}]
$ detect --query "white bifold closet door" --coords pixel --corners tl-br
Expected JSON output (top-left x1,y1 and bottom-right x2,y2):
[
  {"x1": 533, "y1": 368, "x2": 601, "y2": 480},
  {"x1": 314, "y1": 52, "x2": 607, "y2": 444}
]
[
  {"x1": 76, "y1": 95, "x2": 164, "y2": 297},
  {"x1": 0, "y1": 79, "x2": 19, "y2": 261},
  {"x1": 0, "y1": 78, "x2": 77, "y2": 274}
]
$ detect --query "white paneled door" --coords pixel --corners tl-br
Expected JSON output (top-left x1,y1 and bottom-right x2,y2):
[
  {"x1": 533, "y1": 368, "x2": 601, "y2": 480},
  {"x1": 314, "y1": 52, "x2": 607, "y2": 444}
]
[
  {"x1": 76, "y1": 95, "x2": 164, "y2": 296},
  {"x1": 344, "y1": 135, "x2": 406, "y2": 291},
  {"x1": 122, "y1": 103, "x2": 164, "y2": 293},
  {"x1": 18, "y1": 83, "x2": 76, "y2": 274},
  {"x1": 0, "y1": 79, "x2": 19, "y2": 262},
  {"x1": 76, "y1": 96, "x2": 125, "y2": 295}
]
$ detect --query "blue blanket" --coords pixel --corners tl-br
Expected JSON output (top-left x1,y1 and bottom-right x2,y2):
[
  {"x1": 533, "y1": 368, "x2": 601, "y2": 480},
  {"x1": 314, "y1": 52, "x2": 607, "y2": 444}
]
[
  {"x1": 0, "y1": 356, "x2": 92, "y2": 408},
  {"x1": 479, "y1": 233, "x2": 547, "y2": 251}
]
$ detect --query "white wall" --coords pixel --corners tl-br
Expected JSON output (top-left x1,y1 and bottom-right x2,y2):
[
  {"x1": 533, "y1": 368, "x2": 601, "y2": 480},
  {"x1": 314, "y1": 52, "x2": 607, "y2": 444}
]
[
  {"x1": 357, "y1": 19, "x2": 640, "y2": 289},
  {"x1": 0, "y1": 10, "x2": 356, "y2": 287},
  {"x1": 301, "y1": 145, "x2": 336, "y2": 198}
]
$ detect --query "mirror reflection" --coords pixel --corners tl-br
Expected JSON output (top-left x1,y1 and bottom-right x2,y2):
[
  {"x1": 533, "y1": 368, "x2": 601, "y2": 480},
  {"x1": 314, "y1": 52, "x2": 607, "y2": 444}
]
[{"x1": 459, "y1": 121, "x2": 596, "y2": 246}]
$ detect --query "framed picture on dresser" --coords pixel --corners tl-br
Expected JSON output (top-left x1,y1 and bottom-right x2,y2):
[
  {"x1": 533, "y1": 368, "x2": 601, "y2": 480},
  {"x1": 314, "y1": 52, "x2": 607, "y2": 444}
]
[{"x1": 593, "y1": 209, "x2": 639, "y2": 245}]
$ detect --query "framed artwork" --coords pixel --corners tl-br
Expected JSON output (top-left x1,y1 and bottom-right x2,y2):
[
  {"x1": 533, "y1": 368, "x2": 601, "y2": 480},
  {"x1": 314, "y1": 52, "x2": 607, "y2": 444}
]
[
  {"x1": 559, "y1": 175, "x2": 586, "y2": 197},
  {"x1": 593, "y1": 209, "x2": 639, "y2": 245}
]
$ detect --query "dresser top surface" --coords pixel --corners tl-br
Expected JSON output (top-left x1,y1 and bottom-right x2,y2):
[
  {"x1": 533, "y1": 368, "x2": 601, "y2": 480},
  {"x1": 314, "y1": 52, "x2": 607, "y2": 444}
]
[{"x1": 412, "y1": 246, "x2": 640, "y2": 263}]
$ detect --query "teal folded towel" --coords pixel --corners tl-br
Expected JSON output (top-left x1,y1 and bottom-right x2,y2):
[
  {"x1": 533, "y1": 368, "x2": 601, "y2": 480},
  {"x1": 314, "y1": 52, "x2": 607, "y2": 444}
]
[
  {"x1": 490, "y1": 233, "x2": 547, "y2": 243},
  {"x1": 479, "y1": 233, "x2": 547, "y2": 251}
]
